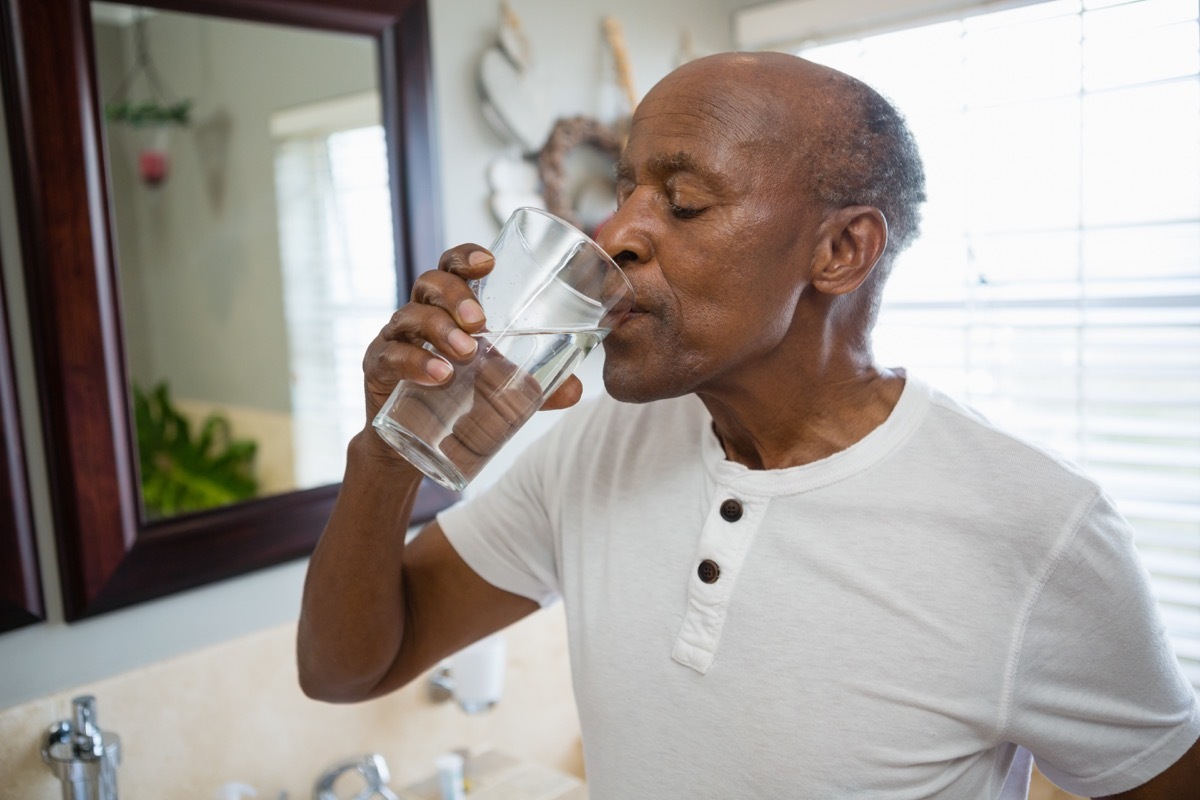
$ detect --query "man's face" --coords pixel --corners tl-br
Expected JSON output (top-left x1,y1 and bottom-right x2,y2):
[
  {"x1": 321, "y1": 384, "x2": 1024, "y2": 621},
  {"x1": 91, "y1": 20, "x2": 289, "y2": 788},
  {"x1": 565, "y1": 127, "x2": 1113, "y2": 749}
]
[{"x1": 597, "y1": 66, "x2": 822, "y2": 403}]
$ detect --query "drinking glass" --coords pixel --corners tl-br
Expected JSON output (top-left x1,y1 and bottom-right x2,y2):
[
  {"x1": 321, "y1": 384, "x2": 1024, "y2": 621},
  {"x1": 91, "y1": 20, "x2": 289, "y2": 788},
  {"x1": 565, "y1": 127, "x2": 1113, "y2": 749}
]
[{"x1": 372, "y1": 206, "x2": 634, "y2": 491}]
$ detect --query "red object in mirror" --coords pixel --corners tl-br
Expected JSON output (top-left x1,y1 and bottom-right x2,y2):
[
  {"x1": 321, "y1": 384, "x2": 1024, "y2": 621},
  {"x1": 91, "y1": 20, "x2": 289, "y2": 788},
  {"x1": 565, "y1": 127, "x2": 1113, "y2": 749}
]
[{"x1": 138, "y1": 148, "x2": 168, "y2": 185}]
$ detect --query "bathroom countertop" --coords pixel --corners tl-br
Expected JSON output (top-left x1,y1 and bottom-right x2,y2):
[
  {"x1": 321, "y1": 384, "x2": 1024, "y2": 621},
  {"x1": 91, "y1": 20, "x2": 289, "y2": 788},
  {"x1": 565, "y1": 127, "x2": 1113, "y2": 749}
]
[{"x1": 398, "y1": 749, "x2": 587, "y2": 800}]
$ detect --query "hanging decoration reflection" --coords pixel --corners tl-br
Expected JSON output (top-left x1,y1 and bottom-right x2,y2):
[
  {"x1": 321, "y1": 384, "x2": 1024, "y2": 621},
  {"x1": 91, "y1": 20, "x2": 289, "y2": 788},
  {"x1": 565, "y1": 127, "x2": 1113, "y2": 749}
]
[{"x1": 103, "y1": 7, "x2": 192, "y2": 186}]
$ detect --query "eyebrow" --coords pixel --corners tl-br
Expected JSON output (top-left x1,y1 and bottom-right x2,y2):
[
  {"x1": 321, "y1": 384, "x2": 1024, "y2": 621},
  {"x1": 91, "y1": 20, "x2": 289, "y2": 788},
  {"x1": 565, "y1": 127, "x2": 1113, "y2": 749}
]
[{"x1": 614, "y1": 151, "x2": 723, "y2": 186}]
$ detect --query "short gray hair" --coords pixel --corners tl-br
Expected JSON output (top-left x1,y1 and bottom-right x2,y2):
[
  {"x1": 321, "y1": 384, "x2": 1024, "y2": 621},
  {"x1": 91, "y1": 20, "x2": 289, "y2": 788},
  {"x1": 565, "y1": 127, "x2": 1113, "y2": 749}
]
[{"x1": 809, "y1": 73, "x2": 927, "y2": 265}]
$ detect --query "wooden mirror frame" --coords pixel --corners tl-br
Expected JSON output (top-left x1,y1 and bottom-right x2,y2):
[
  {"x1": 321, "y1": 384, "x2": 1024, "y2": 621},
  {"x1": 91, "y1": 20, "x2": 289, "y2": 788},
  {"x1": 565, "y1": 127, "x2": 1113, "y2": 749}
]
[
  {"x1": 0, "y1": 245, "x2": 42, "y2": 632},
  {"x1": 0, "y1": 0, "x2": 451, "y2": 620}
]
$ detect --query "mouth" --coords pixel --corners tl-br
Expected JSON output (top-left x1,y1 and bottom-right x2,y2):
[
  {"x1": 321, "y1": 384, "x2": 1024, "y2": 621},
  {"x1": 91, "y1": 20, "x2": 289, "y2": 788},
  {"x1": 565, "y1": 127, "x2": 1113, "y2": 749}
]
[
  {"x1": 611, "y1": 309, "x2": 646, "y2": 331},
  {"x1": 609, "y1": 307, "x2": 648, "y2": 331},
  {"x1": 603, "y1": 311, "x2": 649, "y2": 354}
]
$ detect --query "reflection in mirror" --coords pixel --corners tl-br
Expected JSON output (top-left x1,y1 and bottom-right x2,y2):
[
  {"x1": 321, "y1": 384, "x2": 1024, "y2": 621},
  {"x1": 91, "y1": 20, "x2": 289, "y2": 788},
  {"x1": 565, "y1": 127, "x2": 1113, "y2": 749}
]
[
  {"x1": 3, "y1": 0, "x2": 443, "y2": 619},
  {"x1": 92, "y1": 3, "x2": 396, "y2": 519}
]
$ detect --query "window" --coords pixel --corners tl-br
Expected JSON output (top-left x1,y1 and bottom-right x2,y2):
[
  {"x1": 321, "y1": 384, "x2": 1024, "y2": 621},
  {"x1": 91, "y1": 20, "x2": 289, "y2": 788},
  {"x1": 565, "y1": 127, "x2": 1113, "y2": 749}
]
[
  {"x1": 272, "y1": 94, "x2": 398, "y2": 488},
  {"x1": 757, "y1": 0, "x2": 1200, "y2": 684}
]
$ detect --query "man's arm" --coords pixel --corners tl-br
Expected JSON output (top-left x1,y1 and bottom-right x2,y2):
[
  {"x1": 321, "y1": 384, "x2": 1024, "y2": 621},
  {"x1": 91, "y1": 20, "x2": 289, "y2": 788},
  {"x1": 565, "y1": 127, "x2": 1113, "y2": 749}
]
[
  {"x1": 295, "y1": 429, "x2": 537, "y2": 703},
  {"x1": 1099, "y1": 736, "x2": 1200, "y2": 799},
  {"x1": 296, "y1": 243, "x2": 567, "y2": 703}
]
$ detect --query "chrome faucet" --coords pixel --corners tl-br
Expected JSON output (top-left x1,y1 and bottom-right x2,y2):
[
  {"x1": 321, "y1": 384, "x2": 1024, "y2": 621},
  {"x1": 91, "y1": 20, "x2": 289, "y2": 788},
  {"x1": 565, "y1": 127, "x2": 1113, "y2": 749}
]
[
  {"x1": 42, "y1": 695, "x2": 121, "y2": 800},
  {"x1": 313, "y1": 753, "x2": 400, "y2": 800}
]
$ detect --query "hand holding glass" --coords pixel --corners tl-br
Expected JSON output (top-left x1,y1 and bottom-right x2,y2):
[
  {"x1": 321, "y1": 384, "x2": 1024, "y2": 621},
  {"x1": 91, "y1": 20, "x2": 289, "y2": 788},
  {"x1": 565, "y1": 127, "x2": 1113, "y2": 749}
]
[{"x1": 372, "y1": 207, "x2": 635, "y2": 491}]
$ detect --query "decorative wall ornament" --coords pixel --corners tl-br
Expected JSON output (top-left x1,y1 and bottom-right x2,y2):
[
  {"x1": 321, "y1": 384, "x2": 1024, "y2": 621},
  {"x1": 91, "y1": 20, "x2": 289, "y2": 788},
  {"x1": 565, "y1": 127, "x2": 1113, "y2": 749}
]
[
  {"x1": 476, "y1": 1, "x2": 550, "y2": 153},
  {"x1": 537, "y1": 115, "x2": 621, "y2": 234},
  {"x1": 486, "y1": 156, "x2": 542, "y2": 231},
  {"x1": 476, "y1": 6, "x2": 644, "y2": 234},
  {"x1": 601, "y1": 16, "x2": 638, "y2": 119}
]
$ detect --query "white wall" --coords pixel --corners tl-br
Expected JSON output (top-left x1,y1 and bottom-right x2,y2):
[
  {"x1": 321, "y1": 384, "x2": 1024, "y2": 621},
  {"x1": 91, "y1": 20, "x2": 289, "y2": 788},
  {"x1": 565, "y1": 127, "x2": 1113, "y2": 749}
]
[
  {"x1": 0, "y1": 0, "x2": 744, "y2": 710},
  {"x1": 733, "y1": 0, "x2": 1046, "y2": 49},
  {"x1": 431, "y1": 0, "x2": 735, "y2": 246}
]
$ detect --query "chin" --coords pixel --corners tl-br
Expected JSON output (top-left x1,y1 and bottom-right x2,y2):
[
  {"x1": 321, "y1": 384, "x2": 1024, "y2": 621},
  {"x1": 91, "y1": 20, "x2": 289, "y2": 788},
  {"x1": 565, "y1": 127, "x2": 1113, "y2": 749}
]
[{"x1": 601, "y1": 358, "x2": 686, "y2": 405}]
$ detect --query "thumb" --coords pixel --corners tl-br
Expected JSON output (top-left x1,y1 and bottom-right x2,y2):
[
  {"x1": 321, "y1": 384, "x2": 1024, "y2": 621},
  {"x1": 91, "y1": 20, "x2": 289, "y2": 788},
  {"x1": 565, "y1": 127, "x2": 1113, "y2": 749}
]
[{"x1": 541, "y1": 375, "x2": 583, "y2": 411}]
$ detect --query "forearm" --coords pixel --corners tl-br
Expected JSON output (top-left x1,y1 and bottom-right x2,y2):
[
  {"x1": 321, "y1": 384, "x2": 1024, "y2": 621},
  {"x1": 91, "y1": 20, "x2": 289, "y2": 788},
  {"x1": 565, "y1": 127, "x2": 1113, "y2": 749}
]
[{"x1": 297, "y1": 428, "x2": 424, "y2": 702}]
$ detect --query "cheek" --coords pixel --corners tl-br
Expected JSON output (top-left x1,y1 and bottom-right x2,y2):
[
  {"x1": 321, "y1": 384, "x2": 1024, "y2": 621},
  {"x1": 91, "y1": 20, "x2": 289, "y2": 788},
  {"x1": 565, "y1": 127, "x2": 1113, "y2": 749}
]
[
  {"x1": 671, "y1": 233, "x2": 797, "y2": 325},
  {"x1": 675, "y1": 259, "x2": 806, "y2": 356},
  {"x1": 655, "y1": 199, "x2": 810, "y2": 336}
]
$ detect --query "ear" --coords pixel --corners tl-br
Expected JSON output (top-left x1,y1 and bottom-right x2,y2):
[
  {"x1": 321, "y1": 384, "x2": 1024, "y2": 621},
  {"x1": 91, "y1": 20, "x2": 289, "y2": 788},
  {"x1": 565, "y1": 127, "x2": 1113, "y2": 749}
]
[{"x1": 809, "y1": 205, "x2": 888, "y2": 296}]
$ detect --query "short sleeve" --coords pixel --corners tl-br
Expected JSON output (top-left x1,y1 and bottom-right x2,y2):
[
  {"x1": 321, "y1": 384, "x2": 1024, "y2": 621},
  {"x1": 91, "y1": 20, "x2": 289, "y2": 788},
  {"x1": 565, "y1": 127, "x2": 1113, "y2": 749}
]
[
  {"x1": 437, "y1": 401, "x2": 598, "y2": 607},
  {"x1": 1005, "y1": 490, "x2": 1200, "y2": 796}
]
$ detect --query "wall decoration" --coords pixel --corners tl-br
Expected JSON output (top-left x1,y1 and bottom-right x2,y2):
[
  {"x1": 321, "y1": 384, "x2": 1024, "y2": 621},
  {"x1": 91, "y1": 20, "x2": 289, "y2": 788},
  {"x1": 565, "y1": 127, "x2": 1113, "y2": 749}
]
[
  {"x1": 537, "y1": 116, "x2": 621, "y2": 234},
  {"x1": 476, "y1": 5, "x2": 640, "y2": 235},
  {"x1": 486, "y1": 156, "x2": 542, "y2": 231},
  {"x1": 476, "y1": 1, "x2": 550, "y2": 154},
  {"x1": 601, "y1": 16, "x2": 638, "y2": 123}
]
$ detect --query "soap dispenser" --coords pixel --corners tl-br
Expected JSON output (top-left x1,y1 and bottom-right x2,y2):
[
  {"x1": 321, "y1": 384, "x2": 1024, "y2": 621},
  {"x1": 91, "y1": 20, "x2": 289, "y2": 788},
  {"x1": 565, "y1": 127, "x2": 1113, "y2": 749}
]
[{"x1": 42, "y1": 695, "x2": 121, "y2": 800}]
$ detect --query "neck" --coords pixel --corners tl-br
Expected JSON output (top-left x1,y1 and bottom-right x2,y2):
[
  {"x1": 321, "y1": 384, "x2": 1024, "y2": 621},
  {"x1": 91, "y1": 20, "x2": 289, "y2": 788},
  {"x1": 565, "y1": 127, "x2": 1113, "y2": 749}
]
[{"x1": 699, "y1": 353, "x2": 904, "y2": 471}]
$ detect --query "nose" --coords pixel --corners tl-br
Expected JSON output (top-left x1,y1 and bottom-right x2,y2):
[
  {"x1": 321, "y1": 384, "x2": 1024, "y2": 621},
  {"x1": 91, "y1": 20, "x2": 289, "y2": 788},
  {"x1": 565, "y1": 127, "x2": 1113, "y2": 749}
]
[{"x1": 597, "y1": 190, "x2": 652, "y2": 270}]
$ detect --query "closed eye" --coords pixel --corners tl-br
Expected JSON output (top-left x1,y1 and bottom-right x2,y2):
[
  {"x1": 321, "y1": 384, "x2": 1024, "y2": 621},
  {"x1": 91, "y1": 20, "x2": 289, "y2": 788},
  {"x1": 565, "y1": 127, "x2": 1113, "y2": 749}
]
[{"x1": 670, "y1": 203, "x2": 705, "y2": 220}]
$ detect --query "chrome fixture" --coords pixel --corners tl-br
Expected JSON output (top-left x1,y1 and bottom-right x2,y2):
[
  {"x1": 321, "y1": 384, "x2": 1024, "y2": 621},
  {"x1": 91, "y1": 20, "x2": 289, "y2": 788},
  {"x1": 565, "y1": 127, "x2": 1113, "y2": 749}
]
[
  {"x1": 313, "y1": 753, "x2": 399, "y2": 800},
  {"x1": 42, "y1": 695, "x2": 121, "y2": 800}
]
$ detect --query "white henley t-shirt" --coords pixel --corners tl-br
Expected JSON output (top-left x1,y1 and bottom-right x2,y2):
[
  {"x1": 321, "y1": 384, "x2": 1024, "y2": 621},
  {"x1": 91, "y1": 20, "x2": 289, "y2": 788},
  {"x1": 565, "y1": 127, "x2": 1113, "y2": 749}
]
[{"x1": 438, "y1": 375, "x2": 1200, "y2": 799}]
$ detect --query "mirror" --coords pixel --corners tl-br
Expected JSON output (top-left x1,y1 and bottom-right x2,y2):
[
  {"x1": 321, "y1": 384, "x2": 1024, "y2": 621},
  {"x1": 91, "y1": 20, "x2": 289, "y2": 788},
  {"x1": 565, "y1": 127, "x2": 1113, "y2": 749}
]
[
  {"x1": 92, "y1": 4, "x2": 397, "y2": 518},
  {"x1": 1, "y1": 0, "x2": 452, "y2": 619}
]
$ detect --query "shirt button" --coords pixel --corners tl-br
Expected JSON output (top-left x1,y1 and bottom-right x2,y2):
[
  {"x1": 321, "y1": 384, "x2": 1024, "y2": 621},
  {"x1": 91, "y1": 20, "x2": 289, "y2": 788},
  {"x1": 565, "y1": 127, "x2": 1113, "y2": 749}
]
[
  {"x1": 719, "y1": 499, "x2": 743, "y2": 522},
  {"x1": 698, "y1": 559, "x2": 720, "y2": 584}
]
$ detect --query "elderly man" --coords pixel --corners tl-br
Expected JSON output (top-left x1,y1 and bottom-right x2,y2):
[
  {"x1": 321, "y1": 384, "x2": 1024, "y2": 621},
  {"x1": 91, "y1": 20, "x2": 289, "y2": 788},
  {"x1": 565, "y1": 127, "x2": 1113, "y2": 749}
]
[{"x1": 297, "y1": 52, "x2": 1200, "y2": 798}]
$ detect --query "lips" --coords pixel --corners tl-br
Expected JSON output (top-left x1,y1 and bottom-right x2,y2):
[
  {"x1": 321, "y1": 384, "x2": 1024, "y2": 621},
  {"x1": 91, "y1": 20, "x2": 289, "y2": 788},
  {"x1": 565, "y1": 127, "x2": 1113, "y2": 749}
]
[
  {"x1": 606, "y1": 285, "x2": 654, "y2": 333},
  {"x1": 612, "y1": 308, "x2": 648, "y2": 330}
]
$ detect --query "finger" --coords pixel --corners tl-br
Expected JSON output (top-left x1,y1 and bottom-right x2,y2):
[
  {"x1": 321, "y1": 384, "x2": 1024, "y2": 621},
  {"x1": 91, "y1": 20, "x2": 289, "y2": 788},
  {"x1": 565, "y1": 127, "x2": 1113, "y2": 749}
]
[
  {"x1": 362, "y1": 334, "x2": 453, "y2": 423},
  {"x1": 541, "y1": 375, "x2": 583, "y2": 411},
  {"x1": 437, "y1": 243, "x2": 494, "y2": 322},
  {"x1": 438, "y1": 243, "x2": 495, "y2": 279},
  {"x1": 378, "y1": 302, "x2": 479, "y2": 366},
  {"x1": 410, "y1": 268, "x2": 488, "y2": 334},
  {"x1": 470, "y1": 338, "x2": 582, "y2": 412},
  {"x1": 368, "y1": 339, "x2": 453, "y2": 387},
  {"x1": 446, "y1": 376, "x2": 540, "y2": 459},
  {"x1": 388, "y1": 382, "x2": 459, "y2": 436},
  {"x1": 472, "y1": 342, "x2": 542, "y2": 397},
  {"x1": 363, "y1": 358, "x2": 447, "y2": 428}
]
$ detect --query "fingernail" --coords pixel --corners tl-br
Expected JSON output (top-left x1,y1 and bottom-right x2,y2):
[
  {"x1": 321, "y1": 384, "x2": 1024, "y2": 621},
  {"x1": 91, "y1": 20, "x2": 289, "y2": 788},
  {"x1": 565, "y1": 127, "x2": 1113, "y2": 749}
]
[
  {"x1": 468, "y1": 250, "x2": 493, "y2": 267},
  {"x1": 426, "y1": 358, "x2": 453, "y2": 382},
  {"x1": 457, "y1": 299, "x2": 485, "y2": 325},
  {"x1": 448, "y1": 329, "x2": 477, "y2": 357}
]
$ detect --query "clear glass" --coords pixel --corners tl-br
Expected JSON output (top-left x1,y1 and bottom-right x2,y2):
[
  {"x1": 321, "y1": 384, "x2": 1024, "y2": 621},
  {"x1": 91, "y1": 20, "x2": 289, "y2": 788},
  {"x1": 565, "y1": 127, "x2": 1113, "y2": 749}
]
[{"x1": 372, "y1": 207, "x2": 635, "y2": 491}]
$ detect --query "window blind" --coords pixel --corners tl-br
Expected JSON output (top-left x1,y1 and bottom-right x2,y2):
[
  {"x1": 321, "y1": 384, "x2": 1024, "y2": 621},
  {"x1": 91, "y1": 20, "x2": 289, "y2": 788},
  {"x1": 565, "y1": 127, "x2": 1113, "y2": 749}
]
[
  {"x1": 794, "y1": 0, "x2": 1200, "y2": 685},
  {"x1": 273, "y1": 122, "x2": 398, "y2": 488}
]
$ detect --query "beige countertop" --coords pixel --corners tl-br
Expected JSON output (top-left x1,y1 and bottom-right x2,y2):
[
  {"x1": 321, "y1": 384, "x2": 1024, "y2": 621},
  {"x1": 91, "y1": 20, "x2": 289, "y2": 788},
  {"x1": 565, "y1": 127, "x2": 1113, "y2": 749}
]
[{"x1": 399, "y1": 749, "x2": 587, "y2": 800}]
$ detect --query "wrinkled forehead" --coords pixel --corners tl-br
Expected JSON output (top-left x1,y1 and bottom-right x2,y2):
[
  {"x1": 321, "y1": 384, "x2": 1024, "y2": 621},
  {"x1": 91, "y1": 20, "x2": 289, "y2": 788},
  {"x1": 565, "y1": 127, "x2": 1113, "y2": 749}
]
[
  {"x1": 631, "y1": 73, "x2": 781, "y2": 151},
  {"x1": 620, "y1": 79, "x2": 787, "y2": 185}
]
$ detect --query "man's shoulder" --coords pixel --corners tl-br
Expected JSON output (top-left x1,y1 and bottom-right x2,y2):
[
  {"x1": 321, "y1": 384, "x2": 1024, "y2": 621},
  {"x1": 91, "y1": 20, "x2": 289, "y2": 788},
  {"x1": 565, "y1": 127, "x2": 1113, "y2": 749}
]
[{"x1": 914, "y1": 378, "x2": 1102, "y2": 496}]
